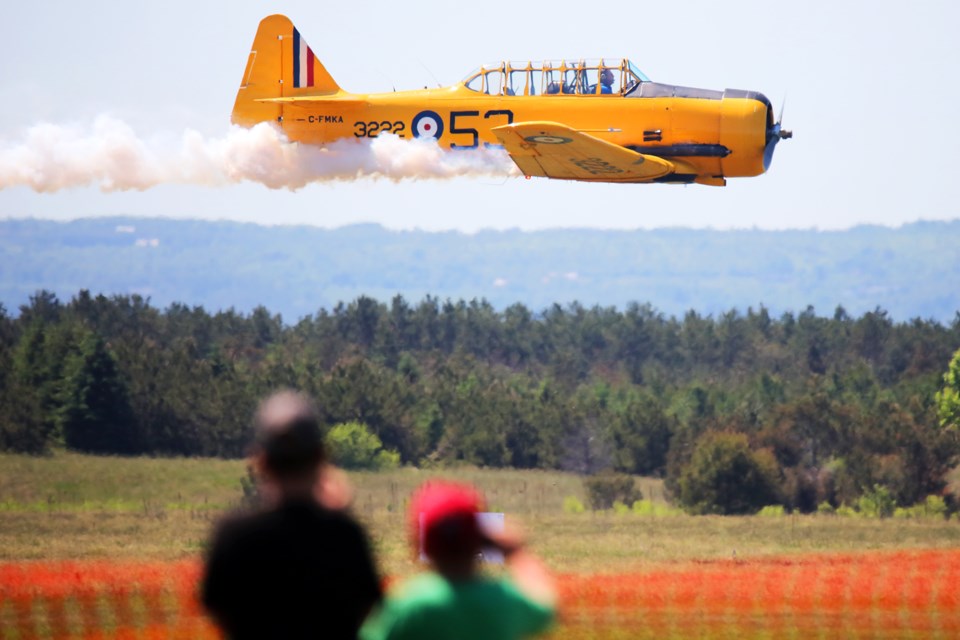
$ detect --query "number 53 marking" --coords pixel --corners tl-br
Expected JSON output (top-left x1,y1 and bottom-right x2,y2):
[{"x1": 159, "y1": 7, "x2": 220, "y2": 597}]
[{"x1": 449, "y1": 110, "x2": 514, "y2": 149}]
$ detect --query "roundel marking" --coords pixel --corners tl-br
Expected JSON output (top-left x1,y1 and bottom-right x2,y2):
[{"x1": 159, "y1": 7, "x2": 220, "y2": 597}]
[
  {"x1": 524, "y1": 135, "x2": 572, "y2": 144},
  {"x1": 412, "y1": 110, "x2": 444, "y2": 139}
]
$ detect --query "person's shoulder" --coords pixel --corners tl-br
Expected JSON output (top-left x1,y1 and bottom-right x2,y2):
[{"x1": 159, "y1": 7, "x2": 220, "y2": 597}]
[
  {"x1": 304, "y1": 503, "x2": 370, "y2": 536},
  {"x1": 281, "y1": 503, "x2": 376, "y2": 553},
  {"x1": 323, "y1": 504, "x2": 366, "y2": 526},
  {"x1": 398, "y1": 572, "x2": 448, "y2": 594},
  {"x1": 209, "y1": 506, "x2": 267, "y2": 544},
  {"x1": 210, "y1": 502, "x2": 336, "y2": 549},
  {"x1": 204, "y1": 506, "x2": 277, "y2": 570},
  {"x1": 500, "y1": 576, "x2": 556, "y2": 613},
  {"x1": 389, "y1": 573, "x2": 453, "y2": 605},
  {"x1": 490, "y1": 575, "x2": 557, "y2": 633},
  {"x1": 361, "y1": 573, "x2": 449, "y2": 638},
  {"x1": 462, "y1": 575, "x2": 524, "y2": 602},
  {"x1": 274, "y1": 499, "x2": 357, "y2": 526}
]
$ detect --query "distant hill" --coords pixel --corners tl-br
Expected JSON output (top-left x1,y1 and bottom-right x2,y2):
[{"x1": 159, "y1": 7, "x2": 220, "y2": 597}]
[{"x1": 1, "y1": 217, "x2": 958, "y2": 322}]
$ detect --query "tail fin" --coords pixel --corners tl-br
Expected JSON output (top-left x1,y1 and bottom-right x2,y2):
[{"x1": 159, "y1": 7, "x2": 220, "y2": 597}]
[{"x1": 232, "y1": 15, "x2": 342, "y2": 127}]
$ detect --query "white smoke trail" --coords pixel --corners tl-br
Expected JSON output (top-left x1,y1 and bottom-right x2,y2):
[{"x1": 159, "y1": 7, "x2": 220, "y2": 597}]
[{"x1": 0, "y1": 116, "x2": 519, "y2": 192}]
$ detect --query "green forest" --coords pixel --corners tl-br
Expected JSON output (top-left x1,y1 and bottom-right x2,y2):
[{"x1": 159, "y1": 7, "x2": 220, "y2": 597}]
[{"x1": 2, "y1": 290, "x2": 959, "y2": 516}]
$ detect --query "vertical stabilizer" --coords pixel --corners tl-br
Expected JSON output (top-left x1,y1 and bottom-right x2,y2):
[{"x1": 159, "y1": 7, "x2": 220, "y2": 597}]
[{"x1": 232, "y1": 15, "x2": 342, "y2": 127}]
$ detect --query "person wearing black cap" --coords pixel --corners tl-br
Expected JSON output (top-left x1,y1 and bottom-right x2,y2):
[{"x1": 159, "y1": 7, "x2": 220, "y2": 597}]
[{"x1": 202, "y1": 390, "x2": 382, "y2": 640}]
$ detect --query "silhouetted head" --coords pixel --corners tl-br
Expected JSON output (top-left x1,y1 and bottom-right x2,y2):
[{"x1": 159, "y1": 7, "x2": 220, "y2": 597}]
[
  {"x1": 253, "y1": 390, "x2": 325, "y2": 483},
  {"x1": 410, "y1": 481, "x2": 485, "y2": 571}
]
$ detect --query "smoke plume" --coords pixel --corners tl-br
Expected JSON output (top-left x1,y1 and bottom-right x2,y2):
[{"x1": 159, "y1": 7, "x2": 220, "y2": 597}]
[{"x1": 0, "y1": 117, "x2": 519, "y2": 192}]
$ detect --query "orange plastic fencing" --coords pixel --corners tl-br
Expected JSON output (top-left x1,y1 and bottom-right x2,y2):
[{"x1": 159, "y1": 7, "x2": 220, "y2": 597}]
[
  {"x1": 0, "y1": 560, "x2": 215, "y2": 639},
  {"x1": 1, "y1": 549, "x2": 958, "y2": 639},
  {"x1": 550, "y1": 549, "x2": 960, "y2": 639}
]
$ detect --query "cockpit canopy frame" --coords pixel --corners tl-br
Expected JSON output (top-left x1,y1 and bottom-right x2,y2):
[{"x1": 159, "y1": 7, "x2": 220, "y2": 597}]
[{"x1": 461, "y1": 59, "x2": 649, "y2": 97}]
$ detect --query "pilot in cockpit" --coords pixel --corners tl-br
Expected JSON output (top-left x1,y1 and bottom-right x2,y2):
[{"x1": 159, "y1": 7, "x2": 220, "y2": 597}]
[
  {"x1": 587, "y1": 67, "x2": 616, "y2": 95},
  {"x1": 599, "y1": 68, "x2": 615, "y2": 94}
]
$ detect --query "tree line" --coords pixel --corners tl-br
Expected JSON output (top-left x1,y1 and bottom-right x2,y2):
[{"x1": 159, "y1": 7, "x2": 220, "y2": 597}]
[{"x1": 2, "y1": 290, "x2": 959, "y2": 514}]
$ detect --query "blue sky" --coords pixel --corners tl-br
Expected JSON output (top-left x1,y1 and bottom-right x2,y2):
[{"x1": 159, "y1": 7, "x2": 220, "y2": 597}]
[{"x1": 0, "y1": 0, "x2": 957, "y2": 231}]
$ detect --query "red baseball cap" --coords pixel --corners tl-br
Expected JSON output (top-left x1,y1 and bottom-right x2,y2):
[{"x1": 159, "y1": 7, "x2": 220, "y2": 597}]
[{"x1": 410, "y1": 481, "x2": 485, "y2": 559}]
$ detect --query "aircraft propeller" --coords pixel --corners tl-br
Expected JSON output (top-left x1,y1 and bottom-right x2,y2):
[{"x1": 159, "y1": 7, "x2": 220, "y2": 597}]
[{"x1": 763, "y1": 99, "x2": 792, "y2": 171}]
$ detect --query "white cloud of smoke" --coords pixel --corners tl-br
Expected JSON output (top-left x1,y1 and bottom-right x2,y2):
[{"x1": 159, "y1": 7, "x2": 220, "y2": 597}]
[{"x1": 0, "y1": 117, "x2": 519, "y2": 192}]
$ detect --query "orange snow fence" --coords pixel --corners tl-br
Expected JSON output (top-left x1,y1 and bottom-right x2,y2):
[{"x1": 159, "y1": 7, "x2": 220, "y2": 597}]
[{"x1": 1, "y1": 549, "x2": 958, "y2": 639}]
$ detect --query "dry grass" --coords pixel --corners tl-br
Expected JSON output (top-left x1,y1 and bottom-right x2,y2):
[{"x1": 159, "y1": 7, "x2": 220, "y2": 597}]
[
  {"x1": 0, "y1": 453, "x2": 243, "y2": 508},
  {"x1": 0, "y1": 511, "x2": 214, "y2": 561},
  {"x1": 364, "y1": 510, "x2": 960, "y2": 576},
  {"x1": 2, "y1": 453, "x2": 959, "y2": 576}
]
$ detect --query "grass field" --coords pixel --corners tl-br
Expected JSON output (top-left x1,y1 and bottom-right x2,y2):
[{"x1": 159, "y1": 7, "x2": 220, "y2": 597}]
[
  {"x1": 2, "y1": 453, "x2": 959, "y2": 572},
  {"x1": 2, "y1": 453, "x2": 960, "y2": 638}
]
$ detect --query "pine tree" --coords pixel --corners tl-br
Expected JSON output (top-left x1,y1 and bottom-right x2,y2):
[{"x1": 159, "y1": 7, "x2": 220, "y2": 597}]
[{"x1": 57, "y1": 331, "x2": 138, "y2": 454}]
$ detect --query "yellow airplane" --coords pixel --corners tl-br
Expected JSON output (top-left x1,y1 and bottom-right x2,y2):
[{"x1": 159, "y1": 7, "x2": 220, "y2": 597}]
[{"x1": 233, "y1": 15, "x2": 791, "y2": 186}]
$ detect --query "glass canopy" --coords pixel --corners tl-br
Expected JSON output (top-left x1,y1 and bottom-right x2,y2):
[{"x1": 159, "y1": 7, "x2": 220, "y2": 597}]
[{"x1": 461, "y1": 59, "x2": 650, "y2": 96}]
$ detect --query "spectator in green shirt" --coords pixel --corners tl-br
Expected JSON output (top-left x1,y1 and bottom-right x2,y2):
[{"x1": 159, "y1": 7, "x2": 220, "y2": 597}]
[{"x1": 361, "y1": 481, "x2": 557, "y2": 640}]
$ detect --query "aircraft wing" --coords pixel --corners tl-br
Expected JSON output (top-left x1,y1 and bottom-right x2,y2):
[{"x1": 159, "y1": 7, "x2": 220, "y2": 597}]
[{"x1": 491, "y1": 121, "x2": 674, "y2": 181}]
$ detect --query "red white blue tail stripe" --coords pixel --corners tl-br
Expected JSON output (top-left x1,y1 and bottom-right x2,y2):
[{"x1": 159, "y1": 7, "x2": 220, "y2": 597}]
[{"x1": 292, "y1": 28, "x2": 315, "y2": 88}]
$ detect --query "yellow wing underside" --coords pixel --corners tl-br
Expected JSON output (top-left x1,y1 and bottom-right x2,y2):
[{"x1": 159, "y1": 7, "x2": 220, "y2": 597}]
[{"x1": 491, "y1": 122, "x2": 675, "y2": 182}]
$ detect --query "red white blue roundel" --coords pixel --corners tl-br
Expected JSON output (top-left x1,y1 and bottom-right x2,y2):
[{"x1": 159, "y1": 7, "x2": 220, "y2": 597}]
[{"x1": 412, "y1": 111, "x2": 444, "y2": 139}]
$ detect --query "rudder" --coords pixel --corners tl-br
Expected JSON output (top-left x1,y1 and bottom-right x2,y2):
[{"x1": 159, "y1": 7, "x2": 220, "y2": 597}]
[{"x1": 232, "y1": 14, "x2": 342, "y2": 127}]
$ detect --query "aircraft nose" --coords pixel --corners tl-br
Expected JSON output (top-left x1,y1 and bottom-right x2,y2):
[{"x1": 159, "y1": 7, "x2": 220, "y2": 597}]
[{"x1": 719, "y1": 90, "x2": 775, "y2": 178}]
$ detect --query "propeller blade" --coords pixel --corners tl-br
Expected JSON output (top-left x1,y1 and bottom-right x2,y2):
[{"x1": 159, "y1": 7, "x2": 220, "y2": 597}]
[
  {"x1": 763, "y1": 128, "x2": 779, "y2": 171},
  {"x1": 763, "y1": 97, "x2": 791, "y2": 171}
]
